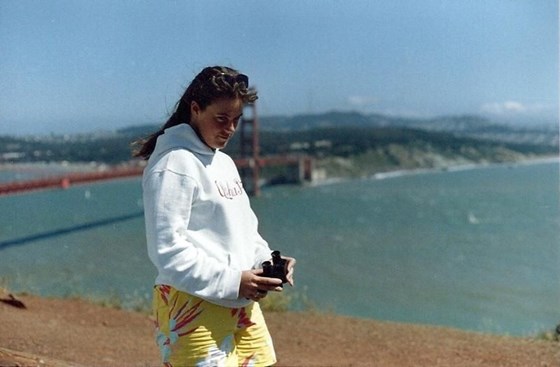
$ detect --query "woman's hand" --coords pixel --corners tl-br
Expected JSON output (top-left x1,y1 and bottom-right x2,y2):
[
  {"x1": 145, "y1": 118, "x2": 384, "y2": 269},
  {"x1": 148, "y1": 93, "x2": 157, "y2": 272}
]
[
  {"x1": 239, "y1": 269, "x2": 283, "y2": 301},
  {"x1": 283, "y1": 256, "x2": 296, "y2": 287}
]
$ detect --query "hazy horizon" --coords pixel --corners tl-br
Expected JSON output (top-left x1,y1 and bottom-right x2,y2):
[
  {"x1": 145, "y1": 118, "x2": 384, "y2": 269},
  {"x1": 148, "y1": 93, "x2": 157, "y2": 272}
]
[
  {"x1": 2, "y1": 1, "x2": 558, "y2": 136},
  {"x1": 2, "y1": 109, "x2": 557, "y2": 138}
]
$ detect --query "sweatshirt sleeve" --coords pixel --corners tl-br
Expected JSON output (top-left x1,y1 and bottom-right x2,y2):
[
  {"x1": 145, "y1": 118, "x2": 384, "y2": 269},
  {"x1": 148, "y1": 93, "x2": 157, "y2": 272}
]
[{"x1": 143, "y1": 169, "x2": 242, "y2": 301}]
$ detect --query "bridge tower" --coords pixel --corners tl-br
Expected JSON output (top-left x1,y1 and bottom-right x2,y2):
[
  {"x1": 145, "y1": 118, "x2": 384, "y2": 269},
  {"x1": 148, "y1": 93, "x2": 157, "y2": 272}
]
[{"x1": 239, "y1": 102, "x2": 261, "y2": 196}]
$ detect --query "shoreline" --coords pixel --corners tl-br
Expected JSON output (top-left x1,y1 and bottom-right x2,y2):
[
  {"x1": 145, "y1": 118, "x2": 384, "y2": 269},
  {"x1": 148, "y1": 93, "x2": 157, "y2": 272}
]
[
  {"x1": 373, "y1": 155, "x2": 560, "y2": 180},
  {"x1": 309, "y1": 154, "x2": 560, "y2": 187}
]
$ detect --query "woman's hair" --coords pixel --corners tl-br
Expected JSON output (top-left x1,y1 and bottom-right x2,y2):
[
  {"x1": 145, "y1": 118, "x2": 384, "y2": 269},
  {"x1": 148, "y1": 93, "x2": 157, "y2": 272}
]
[{"x1": 133, "y1": 66, "x2": 258, "y2": 160}]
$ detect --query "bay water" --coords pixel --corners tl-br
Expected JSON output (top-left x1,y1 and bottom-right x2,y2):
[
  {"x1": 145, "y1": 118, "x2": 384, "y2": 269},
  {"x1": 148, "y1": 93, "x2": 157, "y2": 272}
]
[{"x1": 0, "y1": 160, "x2": 558, "y2": 336}]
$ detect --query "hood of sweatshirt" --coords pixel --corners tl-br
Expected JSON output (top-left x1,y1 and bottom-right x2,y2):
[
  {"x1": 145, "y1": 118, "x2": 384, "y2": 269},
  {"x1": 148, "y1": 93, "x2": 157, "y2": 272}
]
[{"x1": 152, "y1": 123, "x2": 216, "y2": 165}]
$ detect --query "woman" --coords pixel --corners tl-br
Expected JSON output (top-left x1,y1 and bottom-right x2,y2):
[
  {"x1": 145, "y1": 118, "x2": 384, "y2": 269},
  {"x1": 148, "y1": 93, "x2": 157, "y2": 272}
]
[{"x1": 134, "y1": 66, "x2": 296, "y2": 367}]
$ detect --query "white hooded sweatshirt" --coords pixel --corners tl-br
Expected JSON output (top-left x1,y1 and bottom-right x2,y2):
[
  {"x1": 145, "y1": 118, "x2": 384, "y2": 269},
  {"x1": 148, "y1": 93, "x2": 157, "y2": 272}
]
[{"x1": 143, "y1": 123, "x2": 272, "y2": 308}]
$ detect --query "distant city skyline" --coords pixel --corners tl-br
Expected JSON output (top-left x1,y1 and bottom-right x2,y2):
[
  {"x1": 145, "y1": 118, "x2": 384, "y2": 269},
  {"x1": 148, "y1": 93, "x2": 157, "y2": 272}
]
[{"x1": 1, "y1": 0, "x2": 558, "y2": 135}]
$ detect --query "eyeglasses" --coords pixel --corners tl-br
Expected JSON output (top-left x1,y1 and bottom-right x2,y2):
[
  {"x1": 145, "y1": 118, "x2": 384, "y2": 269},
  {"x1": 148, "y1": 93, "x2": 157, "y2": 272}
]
[{"x1": 213, "y1": 73, "x2": 249, "y2": 88}]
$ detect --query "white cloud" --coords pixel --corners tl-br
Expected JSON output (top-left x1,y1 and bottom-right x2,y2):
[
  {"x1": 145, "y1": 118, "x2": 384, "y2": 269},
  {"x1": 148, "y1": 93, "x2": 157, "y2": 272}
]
[
  {"x1": 480, "y1": 100, "x2": 555, "y2": 115},
  {"x1": 347, "y1": 95, "x2": 379, "y2": 107}
]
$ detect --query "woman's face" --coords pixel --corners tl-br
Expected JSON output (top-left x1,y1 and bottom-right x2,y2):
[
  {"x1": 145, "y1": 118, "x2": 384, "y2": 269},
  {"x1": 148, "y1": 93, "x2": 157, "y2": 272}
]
[{"x1": 190, "y1": 98, "x2": 244, "y2": 150}]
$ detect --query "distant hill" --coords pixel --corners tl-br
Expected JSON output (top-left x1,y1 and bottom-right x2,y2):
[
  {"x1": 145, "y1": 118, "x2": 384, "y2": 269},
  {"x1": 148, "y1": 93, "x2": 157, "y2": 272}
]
[
  {"x1": 225, "y1": 124, "x2": 558, "y2": 179},
  {"x1": 259, "y1": 112, "x2": 558, "y2": 146},
  {"x1": 0, "y1": 112, "x2": 557, "y2": 179}
]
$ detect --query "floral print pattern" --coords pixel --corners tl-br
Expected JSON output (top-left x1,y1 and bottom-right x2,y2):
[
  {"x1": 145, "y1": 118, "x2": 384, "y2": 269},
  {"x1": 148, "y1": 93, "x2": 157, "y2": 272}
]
[
  {"x1": 152, "y1": 285, "x2": 275, "y2": 366},
  {"x1": 232, "y1": 307, "x2": 256, "y2": 330},
  {"x1": 154, "y1": 285, "x2": 203, "y2": 366}
]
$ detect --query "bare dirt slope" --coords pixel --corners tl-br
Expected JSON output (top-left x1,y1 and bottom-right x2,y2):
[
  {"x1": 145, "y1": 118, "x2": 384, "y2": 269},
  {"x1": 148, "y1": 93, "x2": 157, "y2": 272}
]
[{"x1": 0, "y1": 292, "x2": 558, "y2": 367}]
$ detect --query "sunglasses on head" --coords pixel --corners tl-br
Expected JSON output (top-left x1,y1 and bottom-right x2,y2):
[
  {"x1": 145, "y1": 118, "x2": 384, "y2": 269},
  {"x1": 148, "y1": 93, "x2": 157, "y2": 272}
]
[{"x1": 214, "y1": 73, "x2": 249, "y2": 88}]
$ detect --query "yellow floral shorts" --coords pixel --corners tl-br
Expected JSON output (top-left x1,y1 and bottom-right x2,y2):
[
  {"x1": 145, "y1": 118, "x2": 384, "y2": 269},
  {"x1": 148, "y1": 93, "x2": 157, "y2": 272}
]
[{"x1": 152, "y1": 284, "x2": 277, "y2": 367}]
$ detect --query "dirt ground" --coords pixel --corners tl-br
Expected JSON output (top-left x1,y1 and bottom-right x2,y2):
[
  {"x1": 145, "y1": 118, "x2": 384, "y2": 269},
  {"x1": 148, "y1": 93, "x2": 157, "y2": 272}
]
[{"x1": 0, "y1": 292, "x2": 558, "y2": 367}]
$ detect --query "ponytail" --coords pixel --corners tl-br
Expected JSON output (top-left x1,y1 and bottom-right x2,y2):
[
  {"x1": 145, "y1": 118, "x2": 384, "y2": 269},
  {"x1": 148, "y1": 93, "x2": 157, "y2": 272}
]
[{"x1": 132, "y1": 98, "x2": 190, "y2": 160}]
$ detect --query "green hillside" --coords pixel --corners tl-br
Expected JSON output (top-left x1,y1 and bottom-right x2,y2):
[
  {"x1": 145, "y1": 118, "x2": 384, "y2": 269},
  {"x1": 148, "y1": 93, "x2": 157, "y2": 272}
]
[{"x1": 1, "y1": 112, "x2": 557, "y2": 180}]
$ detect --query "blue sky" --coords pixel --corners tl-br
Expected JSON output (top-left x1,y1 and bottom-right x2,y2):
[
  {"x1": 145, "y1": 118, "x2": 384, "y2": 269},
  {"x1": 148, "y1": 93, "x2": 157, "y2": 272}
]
[{"x1": 1, "y1": 0, "x2": 558, "y2": 135}]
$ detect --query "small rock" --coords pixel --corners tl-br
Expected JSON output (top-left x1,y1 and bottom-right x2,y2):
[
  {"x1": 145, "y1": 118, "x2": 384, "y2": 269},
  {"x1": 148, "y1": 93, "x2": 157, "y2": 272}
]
[{"x1": 0, "y1": 294, "x2": 26, "y2": 309}]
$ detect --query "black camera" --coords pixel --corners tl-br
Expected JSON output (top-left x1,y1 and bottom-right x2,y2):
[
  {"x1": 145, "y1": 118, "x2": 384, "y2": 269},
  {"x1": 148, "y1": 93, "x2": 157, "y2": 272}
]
[{"x1": 261, "y1": 250, "x2": 288, "y2": 286}]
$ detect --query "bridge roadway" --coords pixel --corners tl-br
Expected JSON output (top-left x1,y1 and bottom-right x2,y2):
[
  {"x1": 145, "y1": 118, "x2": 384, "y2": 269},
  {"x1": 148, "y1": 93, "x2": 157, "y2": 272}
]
[
  {"x1": 0, "y1": 166, "x2": 144, "y2": 196},
  {"x1": 0, "y1": 155, "x2": 313, "y2": 196}
]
